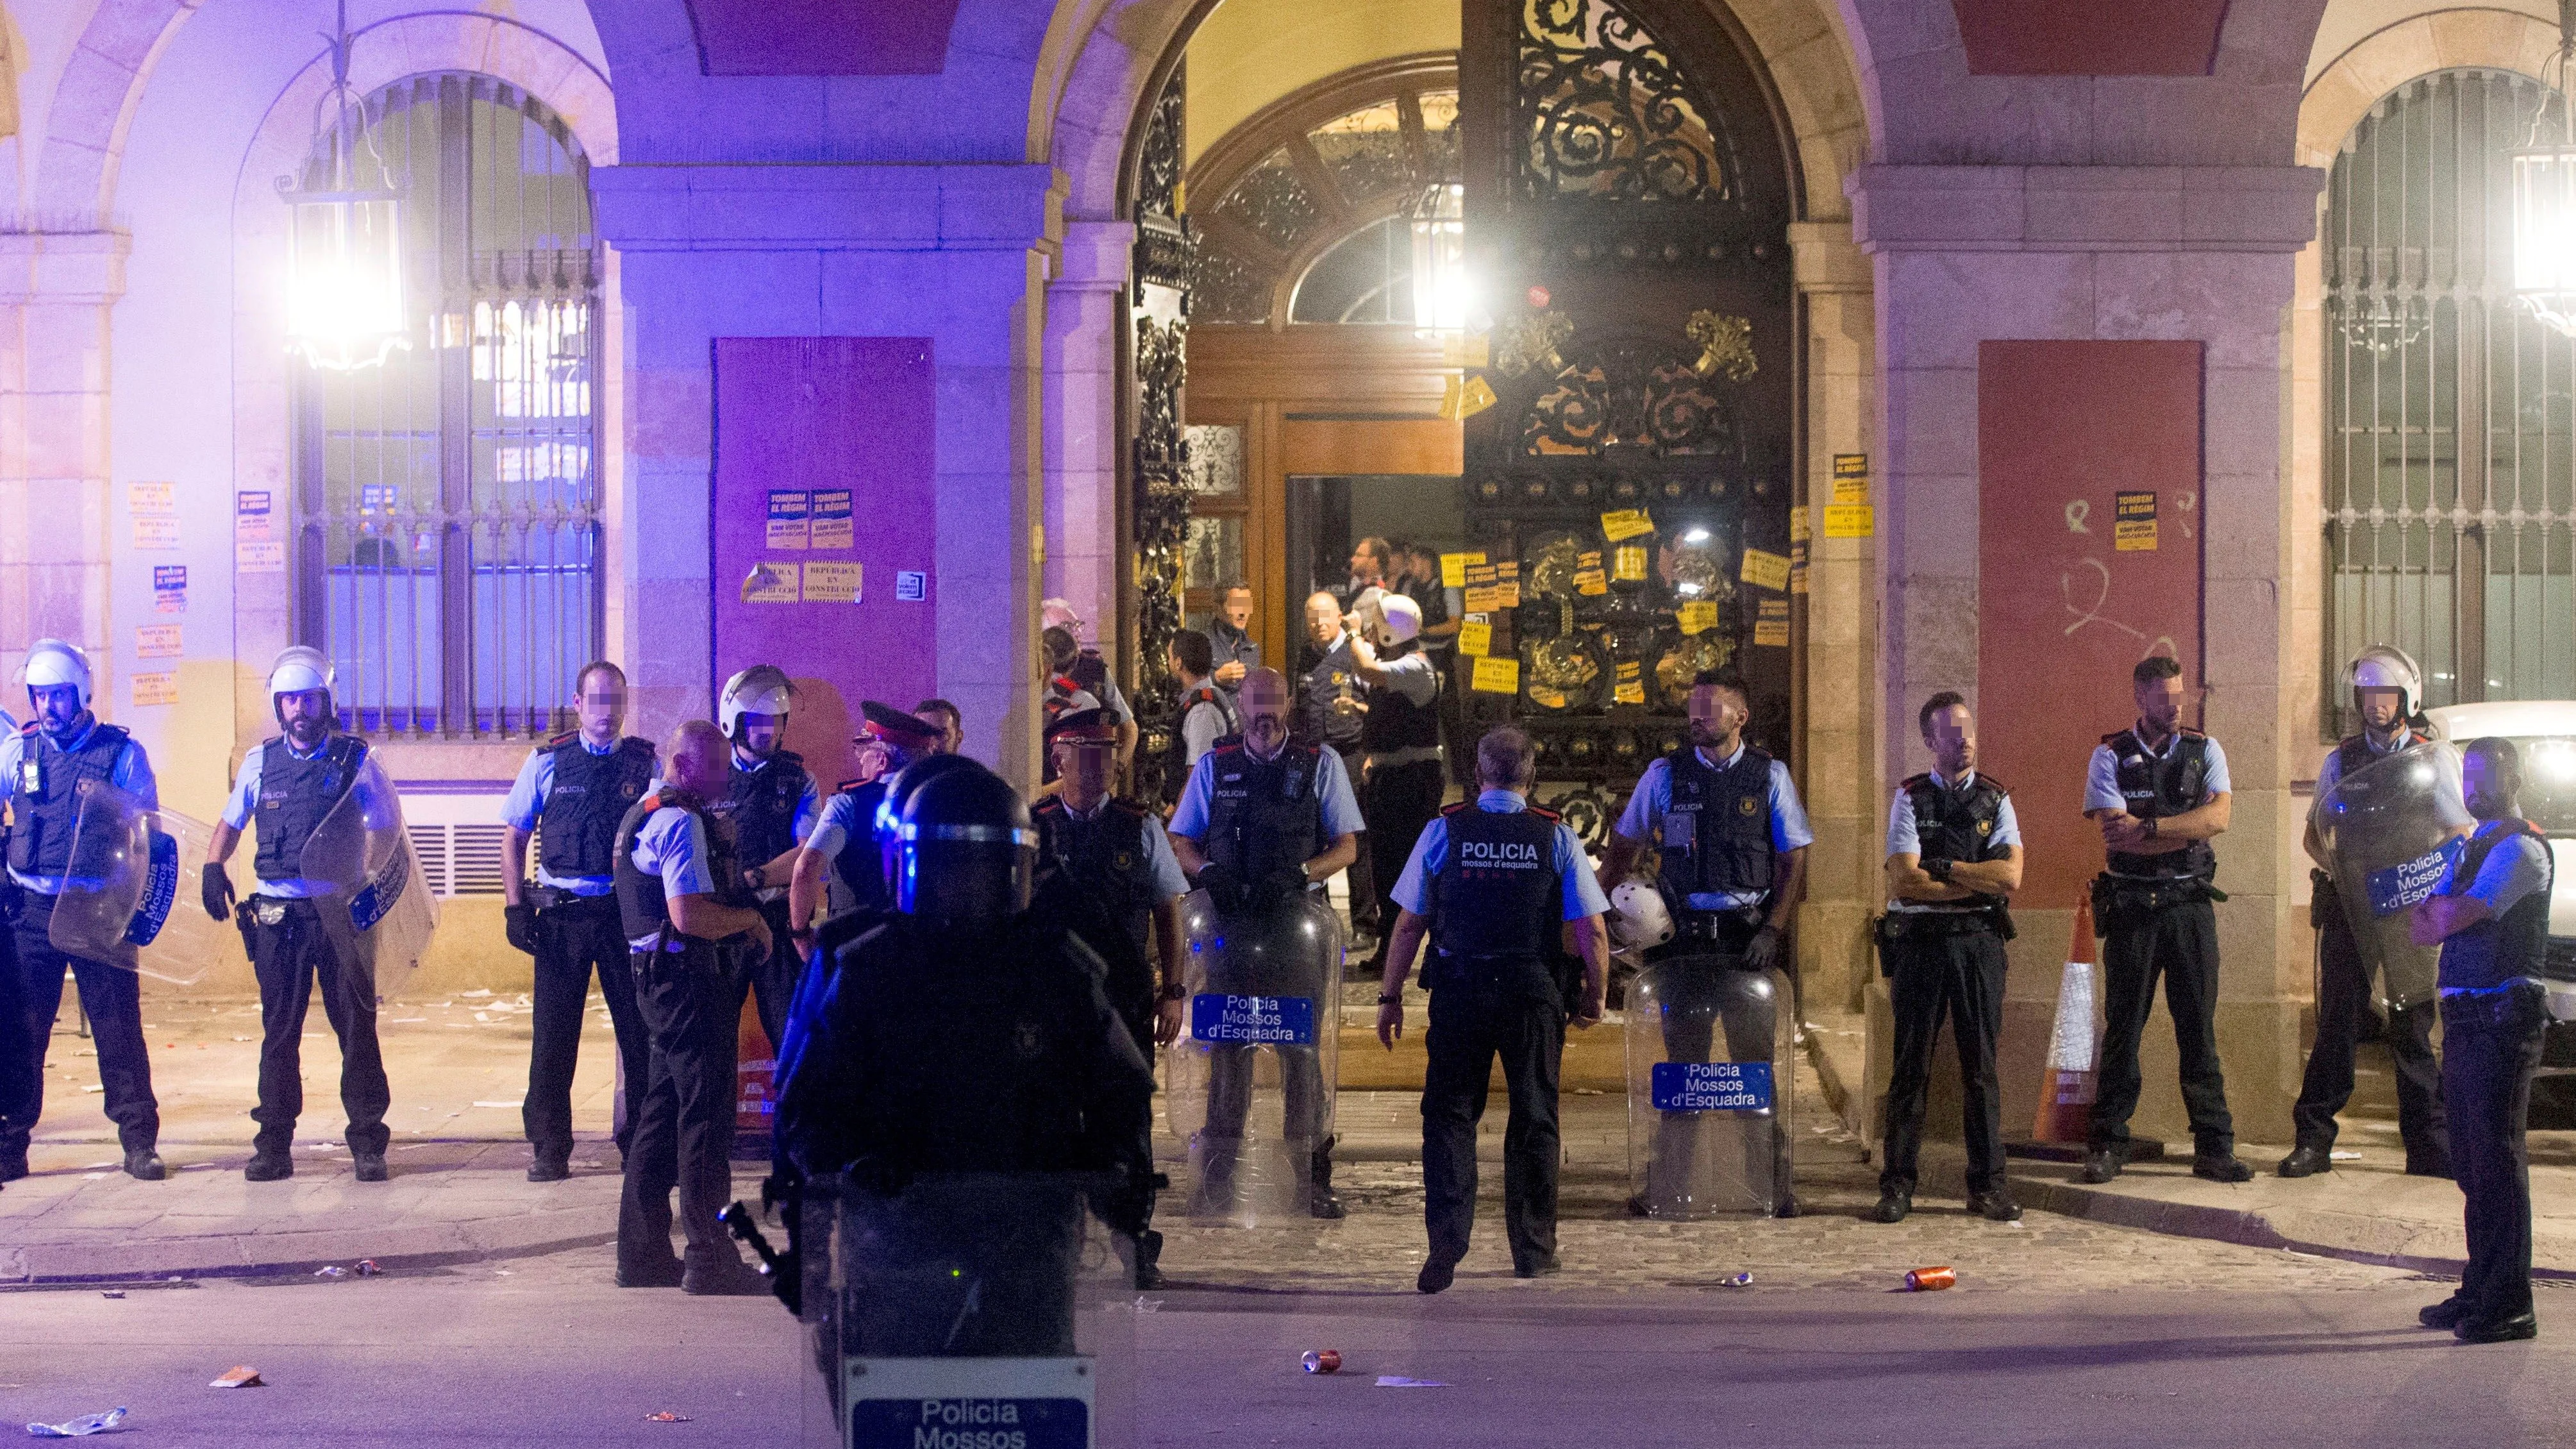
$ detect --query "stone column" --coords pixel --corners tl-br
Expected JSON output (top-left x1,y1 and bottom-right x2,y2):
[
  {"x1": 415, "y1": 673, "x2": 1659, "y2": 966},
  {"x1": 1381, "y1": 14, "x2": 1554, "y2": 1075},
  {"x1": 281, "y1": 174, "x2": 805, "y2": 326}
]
[
  {"x1": 1042, "y1": 219, "x2": 1132, "y2": 657},
  {"x1": 0, "y1": 230, "x2": 124, "y2": 693}
]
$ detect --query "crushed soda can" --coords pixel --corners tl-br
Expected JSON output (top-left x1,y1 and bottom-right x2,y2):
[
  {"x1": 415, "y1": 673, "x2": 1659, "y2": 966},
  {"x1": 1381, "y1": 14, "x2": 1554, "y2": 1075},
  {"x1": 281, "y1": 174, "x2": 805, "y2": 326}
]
[
  {"x1": 25, "y1": 1407, "x2": 126, "y2": 1438},
  {"x1": 1903, "y1": 1266, "x2": 1957, "y2": 1292},
  {"x1": 97, "y1": 1291, "x2": 124, "y2": 1300},
  {"x1": 643, "y1": 1411, "x2": 693, "y2": 1423},
  {"x1": 1301, "y1": 1350, "x2": 1341, "y2": 1375},
  {"x1": 209, "y1": 1366, "x2": 264, "y2": 1389},
  {"x1": 355, "y1": 1260, "x2": 381, "y2": 1277},
  {"x1": 1717, "y1": 1272, "x2": 1753, "y2": 1288},
  {"x1": 314, "y1": 1266, "x2": 346, "y2": 1279}
]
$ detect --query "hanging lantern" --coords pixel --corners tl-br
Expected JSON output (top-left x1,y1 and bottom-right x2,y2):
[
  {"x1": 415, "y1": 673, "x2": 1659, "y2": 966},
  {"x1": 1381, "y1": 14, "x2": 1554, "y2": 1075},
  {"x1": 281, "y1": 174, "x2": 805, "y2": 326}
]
[
  {"x1": 278, "y1": 1, "x2": 406, "y2": 371},
  {"x1": 2513, "y1": 9, "x2": 2576, "y2": 336},
  {"x1": 1409, "y1": 181, "x2": 1469, "y2": 335}
]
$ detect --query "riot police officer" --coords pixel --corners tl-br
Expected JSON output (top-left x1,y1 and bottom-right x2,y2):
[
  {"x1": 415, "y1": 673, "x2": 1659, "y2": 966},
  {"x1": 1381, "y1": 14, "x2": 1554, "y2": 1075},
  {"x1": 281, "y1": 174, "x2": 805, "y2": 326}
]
[
  {"x1": 1594, "y1": 667, "x2": 1810, "y2": 1216},
  {"x1": 1872, "y1": 692, "x2": 2023, "y2": 1224},
  {"x1": 2284, "y1": 646, "x2": 2448, "y2": 1178},
  {"x1": 787, "y1": 702, "x2": 948, "y2": 943},
  {"x1": 0, "y1": 639, "x2": 165, "y2": 1182},
  {"x1": 1168, "y1": 665, "x2": 1363, "y2": 1218},
  {"x1": 1350, "y1": 591, "x2": 1443, "y2": 973},
  {"x1": 1032, "y1": 707, "x2": 1189, "y2": 1287},
  {"x1": 715, "y1": 665, "x2": 818, "y2": 1052},
  {"x1": 2411, "y1": 737, "x2": 2551, "y2": 1344},
  {"x1": 203, "y1": 647, "x2": 394, "y2": 1183},
  {"x1": 614, "y1": 719, "x2": 774, "y2": 1294},
  {"x1": 2081, "y1": 655, "x2": 2251, "y2": 1184},
  {"x1": 1376, "y1": 726, "x2": 1607, "y2": 1291},
  {"x1": 499, "y1": 660, "x2": 656, "y2": 1182}
]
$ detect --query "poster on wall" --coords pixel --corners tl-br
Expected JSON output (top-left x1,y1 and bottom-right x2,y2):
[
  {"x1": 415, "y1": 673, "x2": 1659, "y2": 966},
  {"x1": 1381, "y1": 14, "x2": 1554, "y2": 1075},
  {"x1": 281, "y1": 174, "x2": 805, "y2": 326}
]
[{"x1": 154, "y1": 565, "x2": 187, "y2": 614}]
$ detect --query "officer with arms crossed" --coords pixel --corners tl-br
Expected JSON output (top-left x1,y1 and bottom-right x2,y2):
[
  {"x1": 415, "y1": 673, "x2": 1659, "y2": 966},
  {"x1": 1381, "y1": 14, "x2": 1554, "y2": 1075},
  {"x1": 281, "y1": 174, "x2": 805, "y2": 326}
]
[
  {"x1": 0, "y1": 640, "x2": 165, "y2": 1182},
  {"x1": 499, "y1": 660, "x2": 656, "y2": 1182},
  {"x1": 614, "y1": 719, "x2": 774, "y2": 1294},
  {"x1": 2283, "y1": 646, "x2": 2449, "y2": 1179},
  {"x1": 1032, "y1": 706, "x2": 1191, "y2": 1287},
  {"x1": 1594, "y1": 667, "x2": 1809, "y2": 1216},
  {"x1": 1168, "y1": 666, "x2": 1364, "y2": 1218},
  {"x1": 715, "y1": 666, "x2": 818, "y2": 1052},
  {"x1": 2411, "y1": 737, "x2": 2552, "y2": 1344},
  {"x1": 204, "y1": 648, "x2": 395, "y2": 1183},
  {"x1": 1872, "y1": 692, "x2": 2023, "y2": 1224},
  {"x1": 1204, "y1": 582, "x2": 1260, "y2": 698},
  {"x1": 788, "y1": 703, "x2": 949, "y2": 943},
  {"x1": 1350, "y1": 591, "x2": 1444, "y2": 975},
  {"x1": 2081, "y1": 655, "x2": 2252, "y2": 1184},
  {"x1": 1377, "y1": 726, "x2": 1607, "y2": 1292}
]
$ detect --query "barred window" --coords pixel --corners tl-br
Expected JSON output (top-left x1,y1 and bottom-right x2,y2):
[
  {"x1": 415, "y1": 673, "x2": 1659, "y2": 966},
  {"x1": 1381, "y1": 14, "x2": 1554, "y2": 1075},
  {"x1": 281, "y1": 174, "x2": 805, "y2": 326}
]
[
  {"x1": 2325, "y1": 70, "x2": 2576, "y2": 734},
  {"x1": 293, "y1": 73, "x2": 601, "y2": 738}
]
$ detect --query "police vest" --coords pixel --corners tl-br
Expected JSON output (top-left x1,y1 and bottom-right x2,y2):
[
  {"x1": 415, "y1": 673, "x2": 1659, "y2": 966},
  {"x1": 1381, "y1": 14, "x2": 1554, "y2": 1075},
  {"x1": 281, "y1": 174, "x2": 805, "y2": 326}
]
[
  {"x1": 722, "y1": 750, "x2": 810, "y2": 867},
  {"x1": 1653, "y1": 744, "x2": 1778, "y2": 904},
  {"x1": 2102, "y1": 726, "x2": 2217, "y2": 881},
  {"x1": 1164, "y1": 683, "x2": 1239, "y2": 802},
  {"x1": 1032, "y1": 796, "x2": 1162, "y2": 1013},
  {"x1": 7, "y1": 721, "x2": 132, "y2": 878},
  {"x1": 831, "y1": 778, "x2": 893, "y2": 916},
  {"x1": 613, "y1": 790, "x2": 740, "y2": 947},
  {"x1": 536, "y1": 735, "x2": 656, "y2": 880},
  {"x1": 2438, "y1": 819, "x2": 2555, "y2": 993},
  {"x1": 1430, "y1": 803, "x2": 1564, "y2": 999},
  {"x1": 1200, "y1": 741, "x2": 1327, "y2": 882},
  {"x1": 1298, "y1": 648, "x2": 1361, "y2": 747},
  {"x1": 2333, "y1": 730, "x2": 2429, "y2": 787},
  {"x1": 1360, "y1": 645, "x2": 1441, "y2": 755},
  {"x1": 1903, "y1": 771, "x2": 2012, "y2": 909},
  {"x1": 252, "y1": 735, "x2": 368, "y2": 883}
]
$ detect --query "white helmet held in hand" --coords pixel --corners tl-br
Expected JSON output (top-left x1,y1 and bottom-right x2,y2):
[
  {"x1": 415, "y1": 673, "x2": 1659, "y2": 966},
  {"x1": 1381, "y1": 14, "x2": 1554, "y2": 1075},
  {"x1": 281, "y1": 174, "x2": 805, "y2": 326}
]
[
  {"x1": 18, "y1": 638, "x2": 94, "y2": 710},
  {"x1": 1362, "y1": 591, "x2": 1422, "y2": 648},
  {"x1": 719, "y1": 664, "x2": 796, "y2": 740},
  {"x1": 2345, "y1": 644, "x2": 2424, "y2": 719},
  {"x1": 1609, "y1": 880, "x2": 1674, "y2": 950}
]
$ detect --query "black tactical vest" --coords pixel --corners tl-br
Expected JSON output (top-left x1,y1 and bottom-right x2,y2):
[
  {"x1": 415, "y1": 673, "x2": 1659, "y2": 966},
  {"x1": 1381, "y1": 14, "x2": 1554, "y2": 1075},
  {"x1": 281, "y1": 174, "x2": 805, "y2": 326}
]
[
  {"x1": 1903, "y1": 771, "x2": 2012, "y2": 909},
  {"x1": 2333, "y1": 730, "x2": 2428, "y2": 788},
  {"x1": 2102, "y1": 726, "x2": 2217, "y2": 881},
  {"x1": 1165, "y1": 682, "x2": 1240, "y2": 803},
  {"x1": 1360, "y1": 644, "x2": 1441, "y2": 754},
  {"x1": 1653, "y1": 744, "x2": 1778, "y2": 903},
  {"x1": 537, "y1": 735, "x2": 656, "y2": 880},
  {"x1": 613, "y1": 790, "x2": 740, "y2": 946},
  {"x1": 832, "y1": 778, "x2": 894, "y2": 916},
  {"x1": 2438, "y1": 819, "x2": 2555, "y2": 993},
  {"x1": 1200, "y1": 741, "x2": 1327, "y2": 882},
  {"x1": 7, "y1": 721, "x2": 131, "y2": 877},
  {"x1": 252, "y1": 735, "x2": 367, "y2": 882},
  {"x1": 1033, "y1": 796, "x2": 1162, "y2": 1016},
  {"x1": 1298, "y1": 644, "x2": 1362, "y2": 748},
  {"x1": 1430, "y1": 803, "x2": 1564, "y2": 998},
  {"x1": 722, "y1": 749, "x2": 810, "y2": 867}
]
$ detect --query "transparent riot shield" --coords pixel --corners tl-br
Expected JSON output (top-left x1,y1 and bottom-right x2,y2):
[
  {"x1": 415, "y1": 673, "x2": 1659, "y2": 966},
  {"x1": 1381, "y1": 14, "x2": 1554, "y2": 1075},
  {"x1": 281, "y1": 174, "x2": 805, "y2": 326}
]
[
  {"x1": 296, "y1": 753, "x2": 439, "y2": 1007},
  {"x1": 1625, "y1": 953, "x2": 1794, "y2": 1218},
  {"x1": 44, "y1": 779, "x2": 232, "y2": 985},
  {"x1": 1161, "y1": 887, "x2": 1342, "y2": 1225},
  {"x1": 2311, "y1": 742, "x2": 2473, "y2": 1010},
  {"x1": 796, "y1": 1173, "x2": 1136, "y2": 1449}
]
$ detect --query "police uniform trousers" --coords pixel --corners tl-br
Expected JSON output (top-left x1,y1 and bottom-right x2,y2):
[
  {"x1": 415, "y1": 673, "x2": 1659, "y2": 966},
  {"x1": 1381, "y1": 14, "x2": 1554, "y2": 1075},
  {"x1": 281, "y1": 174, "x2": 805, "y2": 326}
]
[
  {"x1": 724, "y1": 898, "x2": 799, "y2": 1054},
  {"x1": 2291, "y1": 898, "x2": 2448, "y2": 1173},
  {"x1": 2441, "y1": 983, "x2": 2548, "y2": 1325},
  {"x1": 1421, "y1": 964, "x2": 1566, "y2": 1272},
  {"x1": 1329, "y1": 742, "x2": 1378, "y2": 935},
  {"x1": 618, "y1": 940, "x2": 740, "y2": 1275},
  {"x1": 1644, "y1": 917, "x2": 1791, "y2": 1209},
  {"x1": 1364, "y1": 760, "x2": 1445, "y2": 962},
  {"x1": 0, "y1": 917, "x2": 36, "y2": 1173},
  {"x1": 523, "y1": 894, "x2": 651, "y2": 1164},
  {"x1": 3, "y1": 892, "x2": 160, "y2": 1164},
  {"x1": 1877, "y1": 919, "x2": 2007, "y2": 1198},
  {"x1": 2091, "y1": 891, "x2": 2234, "y2": 1157},
  {"x1": 247, "y1": 897, "x2": 392, "y2": 1159}
]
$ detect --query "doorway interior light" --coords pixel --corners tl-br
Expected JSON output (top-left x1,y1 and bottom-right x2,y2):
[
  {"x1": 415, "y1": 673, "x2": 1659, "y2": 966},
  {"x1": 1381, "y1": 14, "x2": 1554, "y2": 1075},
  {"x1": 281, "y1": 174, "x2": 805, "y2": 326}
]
[
  {"x1": 279, "y1": 0, "x2": 407, "y2": 371},
  {"x1": 2514, "y1": 0, "x2": 2576, "y2": 335},
  {"x1": 1409, "y1": 182, "x2": 1469, "y2": 335}
]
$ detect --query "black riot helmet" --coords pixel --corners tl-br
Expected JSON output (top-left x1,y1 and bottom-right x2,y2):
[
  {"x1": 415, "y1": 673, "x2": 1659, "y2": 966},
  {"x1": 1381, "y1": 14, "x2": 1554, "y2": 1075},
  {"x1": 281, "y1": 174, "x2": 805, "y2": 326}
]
[
  {"x1": 891, "y1": 763, "x2": 1037, "y2": 920},
  {"x1": 873, "y1": 753, "x2": 982, "y2": 893}
]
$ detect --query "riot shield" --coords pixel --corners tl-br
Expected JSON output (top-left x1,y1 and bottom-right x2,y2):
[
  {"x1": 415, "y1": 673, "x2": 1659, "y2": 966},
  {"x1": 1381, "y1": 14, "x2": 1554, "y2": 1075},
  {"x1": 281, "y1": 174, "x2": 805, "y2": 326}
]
[
  {"x1": 296, "y1": 754, "x2": 439, "y2": 1007},
  {"x1": 2310, "y1": 742, "x2": 2473, "y2": 1010},
  {"x1": 44, "y1": 779, "x2": 232, "y2": 985},
  {"x1": 796, "y1": 1173, "x2": 1136, "y2": 1449},
  {"x1": 1624, "y1": 953, "x2": 1794, "y2": 1218},
  {"x1": 1162, "y1": 887, "x2": 1342, "y2": 1225}
]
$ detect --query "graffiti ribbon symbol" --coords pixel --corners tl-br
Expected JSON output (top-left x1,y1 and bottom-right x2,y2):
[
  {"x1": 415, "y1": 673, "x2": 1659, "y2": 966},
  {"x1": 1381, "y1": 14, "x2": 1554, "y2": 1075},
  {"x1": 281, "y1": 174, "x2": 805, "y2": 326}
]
[
  {"x1": 2065, "y1": 499, "x2": 2091, "y2": 534},
  {"x1": 2062, "y1": 557, "x2": 2181, "y2": 658}
]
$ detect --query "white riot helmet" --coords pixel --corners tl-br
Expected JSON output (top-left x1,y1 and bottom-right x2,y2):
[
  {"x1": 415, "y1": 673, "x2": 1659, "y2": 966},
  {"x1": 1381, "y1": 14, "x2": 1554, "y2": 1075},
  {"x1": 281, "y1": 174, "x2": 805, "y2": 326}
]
[
  {"x1": 718, "y1": 664, "x2": 796, "y2": 741},
  {"x1": 1609, "y1": 880, "x2": 1674, "y2": 951},
  {"x1": 2345, "y1": 644, "x2": 2424, "y2": 720},
  {"x1": 267, "y1": 645, "x2": 336, "y2": 728},
  {"x1": 18, "y1": 638, "x2": 95, "y2": 711},
  {"x1": 1361, "y1": 591, "x2": 1423, "y2": 648}
]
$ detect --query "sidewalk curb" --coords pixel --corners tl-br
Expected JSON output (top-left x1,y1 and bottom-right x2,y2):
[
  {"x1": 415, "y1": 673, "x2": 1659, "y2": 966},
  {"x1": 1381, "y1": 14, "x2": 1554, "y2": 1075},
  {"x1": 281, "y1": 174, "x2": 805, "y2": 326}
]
[{"x1": 0, "y1": 1203, "x2": 624, "y2": 1286}]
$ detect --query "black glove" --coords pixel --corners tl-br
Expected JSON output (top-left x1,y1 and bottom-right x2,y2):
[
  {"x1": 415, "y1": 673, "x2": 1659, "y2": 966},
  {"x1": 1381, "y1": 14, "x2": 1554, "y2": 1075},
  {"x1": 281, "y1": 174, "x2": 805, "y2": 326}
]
[
  {"x1": 505, "y1": 901, "x2": 540, "y2": 955},
  {"x1": 0, "y1": 871, "x2": 21, "y2": 926},
  {"x1": 1743, "y1": 925, "x2": 1781, "y2": 973},
  {"x1": 1195, "y1": 862, "x2": 1245, "y2": 916},
  {"x1": 202, "y1": 862, "x2": 236, "y2": 923},
  {"x1": 1260, "y1": 866, "x2": 1311, "y2": 910}
]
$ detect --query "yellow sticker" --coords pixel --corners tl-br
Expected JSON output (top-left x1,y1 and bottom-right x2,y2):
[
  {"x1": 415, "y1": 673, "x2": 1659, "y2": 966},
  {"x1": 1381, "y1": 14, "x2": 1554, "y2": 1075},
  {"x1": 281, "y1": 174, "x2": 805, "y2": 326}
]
[
  {"x1": 1832, "y1": 452, "x2": 1868, "y2": 478},
  {"x1": 1790, "y1": 507, "x2": 1811, "y2": 543},
  {"x1": 1574, "y1": 569, "x2": 1608, "y2": 596},
  {"x1": 1677, "y1": 600, "x2": 1719, "y2": 635},
  {"x1": 1832, "y1": 474, "x2": 1869, "y2": 508},
  {"x1": 1471, "y1": 656, "x2": 1521, "y2": 694},
  {"x1": 1612, "y1": 544, "x2": 1649, "y2": 582},
  {"x1": 1740, "y1": 548, "x2": 1791, "y2": 592},
  {"x1": 136, "y1": 623, "x2": 181, "y2": 659},
  {"x1": 1789, "y1": 539, "x2": 1809, "y2": 597},
  {"x1": 740, "y1": 560, "x2": 801, "y2": 603},
  {"x1": 131, "y1": 671, "x2": 178, "y2": 707},
  {"x1": 1754, "y1": 598, "x2": 1791, "y2": 648},
  {"x1": 1614, "y1": 680, "x2": 1647, "y2": 705},
  {"x1": 2114, "y1": 490, "x2": 2158, "y2": 551},
  {"x1": 1528, "y1": 685, "x2": 1566, "y2": 710},
  {"x1": 1462, "y1": 586, "x2": 1502, "y2": 612},
  {"x1": 1823, "y1": 503, "x2": 1875, "y2": 539},
  {"x1": 1439, "y1": 551, "x2": 1484, "y2": 588},
  {"x1": 1440, "y1": 333, "x2": 1491, "y2": 368},
  {"x1": 1439, "y1": 374, "x2": 1498, "y2": 421},
  {"x1": 1599, "y1": 508, "x2": 1657, "y2": 542},
  {"x1": 1493, "y1": 582, "x2": 1521, "y2": 609},
  {"x1": 1457, "y1": 620, "x2": 1493, "y2": 657},
  {"x1": 801, "y1": 560, "x2": 864, "y2": 603}
]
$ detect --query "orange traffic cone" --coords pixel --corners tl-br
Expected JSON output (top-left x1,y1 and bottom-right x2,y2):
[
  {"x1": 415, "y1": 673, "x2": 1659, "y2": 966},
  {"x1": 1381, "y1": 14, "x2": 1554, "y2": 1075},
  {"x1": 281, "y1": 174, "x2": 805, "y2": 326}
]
[{"x1": 2030, "y1": 900, "x2": 2100, "y2": 1143}]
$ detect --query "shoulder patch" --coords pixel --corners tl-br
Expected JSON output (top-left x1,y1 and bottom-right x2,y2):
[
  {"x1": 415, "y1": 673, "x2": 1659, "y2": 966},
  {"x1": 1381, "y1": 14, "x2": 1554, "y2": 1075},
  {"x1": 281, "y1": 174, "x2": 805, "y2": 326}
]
[
  {"x1": 2098, "y1": 730, "x2": 2128, "y2": 747},
  {"x1": 1439, "y1": 800, "x2": 1474, "y2": 817},
  {"x1": 1525, "y1": 804, "x2": 1562, "y2": 823},
  {"x1": 1031, "y1": 796, "x2": 1066, "y2": 817},
  {"x1": 548, "y1": 729, "x2": 578, "y2": 746},
  {"x1": 835, "y1": 778, "x2": 865, "y2": 794},
  {"x1": 1901, "y1": 772, "x2": 1932, "y2": 790},
  {"x1": 1977, "y1": 775, "x2": 2009, "y2": 796},
  {"x1": 2177, "y1": 726, "x2": 2207, "y2": 739}
]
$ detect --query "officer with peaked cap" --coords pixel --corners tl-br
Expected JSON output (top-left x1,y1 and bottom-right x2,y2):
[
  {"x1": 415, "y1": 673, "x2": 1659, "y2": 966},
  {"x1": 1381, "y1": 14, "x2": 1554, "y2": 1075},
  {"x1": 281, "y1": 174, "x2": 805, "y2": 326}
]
[
  {"x1": 788, "y1": 701, "x2": 951, "y2": 947},
  {"x1": 203, "y1": 646, "x2": 397, "y2": 1183},
  {"x1": 0, "y1": 639, "x2": 166, "y2": 1182}
]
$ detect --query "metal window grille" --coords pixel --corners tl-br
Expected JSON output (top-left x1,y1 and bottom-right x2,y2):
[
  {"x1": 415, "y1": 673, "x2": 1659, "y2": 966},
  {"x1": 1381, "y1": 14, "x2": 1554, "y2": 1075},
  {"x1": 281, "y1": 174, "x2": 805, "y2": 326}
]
[
  {"x1": 2325, "y1": 69, "x2": 2576, "y2": 736},
  {"x1": 292, "y1": 72, "x2": 602, "y2": 739}
]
